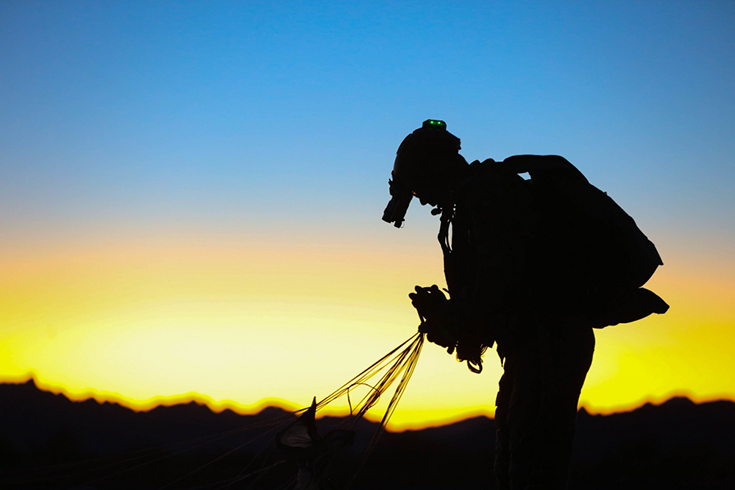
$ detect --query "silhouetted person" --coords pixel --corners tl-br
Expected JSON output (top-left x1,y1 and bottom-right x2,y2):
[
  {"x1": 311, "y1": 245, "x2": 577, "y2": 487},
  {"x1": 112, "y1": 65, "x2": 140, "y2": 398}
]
[{"x1": 382, "y1": 120, "x2": 668, "y2": 490}]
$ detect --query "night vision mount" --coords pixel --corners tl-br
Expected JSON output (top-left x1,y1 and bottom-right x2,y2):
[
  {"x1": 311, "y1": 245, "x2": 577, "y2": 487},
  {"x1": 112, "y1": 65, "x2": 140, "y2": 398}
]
[
  {"x1": 382, "y1": 119, "x2": 448, "y2": 228},
  {"x1": 422, "y1": 119, "x2": 446, "y2": 129}
]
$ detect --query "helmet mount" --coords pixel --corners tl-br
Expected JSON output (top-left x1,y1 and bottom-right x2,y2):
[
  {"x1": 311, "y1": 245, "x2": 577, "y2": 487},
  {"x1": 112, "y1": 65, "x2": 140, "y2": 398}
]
[
  {"x1": 382, "y1": 120, "x2": 461, "y2": 228},
  {"x1": 422, "y1": 119, "x2": 447, "y2": 130}
]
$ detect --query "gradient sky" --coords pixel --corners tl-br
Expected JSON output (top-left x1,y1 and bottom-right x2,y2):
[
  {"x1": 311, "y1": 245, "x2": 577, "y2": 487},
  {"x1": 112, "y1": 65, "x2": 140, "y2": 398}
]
[{"x1": 1, "y1": 1, "x2": 734, "y2": 430}]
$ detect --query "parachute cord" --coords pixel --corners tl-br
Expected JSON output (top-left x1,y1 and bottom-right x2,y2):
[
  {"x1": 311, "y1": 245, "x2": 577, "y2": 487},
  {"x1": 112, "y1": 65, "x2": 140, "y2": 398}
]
[
  {"x1": 280, "y1": 331, "x2": 426, "y2": 489},
  {"x1": 438, "y1": 203, "x2": 454, "y2": 255},
  {"x1": 312, "y1": 333, "x2": 420, "y2": 413},
  {"x1": 346, "y1": 333, "x2": 425, "y2": 489},
  {"x1": 466, "y1": 359, "x2": 483, "y2": 373},
  {"x1": 346, "y1": 382, "x2": 380, "y2": 423}
]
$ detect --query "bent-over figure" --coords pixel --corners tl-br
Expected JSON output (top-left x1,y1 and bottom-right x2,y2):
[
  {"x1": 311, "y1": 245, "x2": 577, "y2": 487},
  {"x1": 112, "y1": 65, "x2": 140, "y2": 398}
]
[{"x1": 382, "y1": 120, "x2": 669, "y2": 489}]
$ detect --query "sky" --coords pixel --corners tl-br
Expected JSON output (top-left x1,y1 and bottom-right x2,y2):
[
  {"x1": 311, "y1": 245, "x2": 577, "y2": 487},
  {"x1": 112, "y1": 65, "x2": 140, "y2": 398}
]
[{"x1": 1, "y1": 0, "x2": 734, "y2": 430}]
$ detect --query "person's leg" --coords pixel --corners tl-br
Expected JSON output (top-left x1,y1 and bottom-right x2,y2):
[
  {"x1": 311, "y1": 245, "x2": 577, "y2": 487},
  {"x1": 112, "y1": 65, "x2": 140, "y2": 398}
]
[
  {"x1": 506, "y1": 327, "x2": 549, "y2": 489},
  {"x1": 504, "y1": 323, "x2": 595, "y2": 490},
  {"x1": 541, "y1": 325, "x2": 595, "y2": 488},
  {"x1": 495, "y1": 361, "x2": 514, "y2": 490}
]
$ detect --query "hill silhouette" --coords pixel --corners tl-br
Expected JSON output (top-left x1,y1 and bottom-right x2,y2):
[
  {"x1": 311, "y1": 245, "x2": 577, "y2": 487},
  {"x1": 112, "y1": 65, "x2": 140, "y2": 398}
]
[{"x1": 0, "y1": 380, "x2": 733, "y2": 489}]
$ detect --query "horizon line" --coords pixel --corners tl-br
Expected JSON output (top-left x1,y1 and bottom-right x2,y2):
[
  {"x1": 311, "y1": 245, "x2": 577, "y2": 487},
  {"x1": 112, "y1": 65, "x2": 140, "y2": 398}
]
[{"x1": 3, "y1": 374, "x2": 733, "y2": 433}]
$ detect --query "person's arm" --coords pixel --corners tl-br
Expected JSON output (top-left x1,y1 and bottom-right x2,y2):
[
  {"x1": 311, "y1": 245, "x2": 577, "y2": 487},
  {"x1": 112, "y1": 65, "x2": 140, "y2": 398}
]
[{"x1": 502, "y1": 154, "x2": 588, "y2": 183}]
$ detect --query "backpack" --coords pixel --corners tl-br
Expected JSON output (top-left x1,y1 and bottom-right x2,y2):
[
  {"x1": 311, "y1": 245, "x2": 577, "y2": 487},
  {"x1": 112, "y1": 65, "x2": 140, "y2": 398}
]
[
  {"x1": 440, "y1": 156, "x2": 669, "y2": 371},
  {"x1": 500, "y1": 155, "x2": 668, "y2": 327}
]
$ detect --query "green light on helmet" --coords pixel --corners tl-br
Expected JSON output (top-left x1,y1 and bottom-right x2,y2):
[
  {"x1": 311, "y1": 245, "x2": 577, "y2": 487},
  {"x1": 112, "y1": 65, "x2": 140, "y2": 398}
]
[{"x1": 422, "y1": 119, "x2": 447, "y2": 130}]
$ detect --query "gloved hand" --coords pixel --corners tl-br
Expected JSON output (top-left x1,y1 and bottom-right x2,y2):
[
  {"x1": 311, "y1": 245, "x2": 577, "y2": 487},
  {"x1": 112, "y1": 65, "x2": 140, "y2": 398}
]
[{"x1": 409, "y1": 285, "x2": 457, "y2": 353}]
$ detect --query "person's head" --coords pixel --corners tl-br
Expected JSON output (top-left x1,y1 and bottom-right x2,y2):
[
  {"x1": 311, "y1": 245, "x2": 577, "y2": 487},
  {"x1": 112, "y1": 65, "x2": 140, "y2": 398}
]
[{"x1": 382, "y1": 120, "x2": 467, "y2": 227}]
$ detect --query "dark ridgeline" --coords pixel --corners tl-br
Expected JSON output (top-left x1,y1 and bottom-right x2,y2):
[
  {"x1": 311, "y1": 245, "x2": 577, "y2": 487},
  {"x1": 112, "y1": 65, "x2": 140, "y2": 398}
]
[{"x1": 0, "y1": 380, "x2": 733, "y2": 489}]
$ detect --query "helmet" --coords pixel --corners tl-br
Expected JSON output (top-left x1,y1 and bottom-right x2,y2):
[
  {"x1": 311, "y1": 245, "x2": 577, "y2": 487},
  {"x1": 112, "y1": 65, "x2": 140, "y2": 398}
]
[{"x1": 382, "y1": 120, "x2": 462, "y2": 227}]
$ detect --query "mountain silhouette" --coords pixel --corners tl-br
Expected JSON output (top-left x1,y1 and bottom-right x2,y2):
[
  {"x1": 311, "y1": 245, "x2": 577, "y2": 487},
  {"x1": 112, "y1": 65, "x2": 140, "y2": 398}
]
[{"x1": 0, "y1": 379, "x2": 733, "y2": 489}]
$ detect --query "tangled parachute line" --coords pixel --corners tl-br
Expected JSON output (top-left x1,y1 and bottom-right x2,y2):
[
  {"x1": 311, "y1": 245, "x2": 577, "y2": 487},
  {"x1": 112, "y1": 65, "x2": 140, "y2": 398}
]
[
  {"x1": 313, "y1": 332, "x2": 424, "y2": 425},
  {"x1": 275, "y1": 331, "x2": 426, "y2": 488}
]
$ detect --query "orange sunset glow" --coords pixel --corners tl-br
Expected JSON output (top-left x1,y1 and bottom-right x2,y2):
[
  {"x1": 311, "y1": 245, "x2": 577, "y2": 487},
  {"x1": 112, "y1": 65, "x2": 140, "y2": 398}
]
[{"x1": 2, "y1": 225, "x2": 734, "y2": 430}]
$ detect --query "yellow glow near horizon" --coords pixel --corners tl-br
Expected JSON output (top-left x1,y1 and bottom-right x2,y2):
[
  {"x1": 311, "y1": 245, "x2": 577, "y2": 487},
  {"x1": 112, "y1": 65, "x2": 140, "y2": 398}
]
[{"x1": 2, "y1": 231, "x2": 734, "y2": 431}]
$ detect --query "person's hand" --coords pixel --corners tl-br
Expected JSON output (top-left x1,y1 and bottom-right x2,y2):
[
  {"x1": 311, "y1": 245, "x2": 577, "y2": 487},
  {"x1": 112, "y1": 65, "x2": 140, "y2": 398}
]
[
  {"x1": 409, "y1": 284, "x2": 445, "y2": 318},
  {"x1": 409, "y1": 285, "x2": 456, "y2": 353}
]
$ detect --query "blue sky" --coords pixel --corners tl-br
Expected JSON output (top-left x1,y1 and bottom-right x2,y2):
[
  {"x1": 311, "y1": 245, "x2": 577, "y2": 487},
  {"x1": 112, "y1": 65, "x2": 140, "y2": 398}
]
[
  {"x1": 3, "y1": 2, "x2": 734, "y2": 241},
  {"x1": 2, "y1": 2, "x2": 733, "y2": 236}
]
